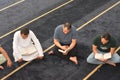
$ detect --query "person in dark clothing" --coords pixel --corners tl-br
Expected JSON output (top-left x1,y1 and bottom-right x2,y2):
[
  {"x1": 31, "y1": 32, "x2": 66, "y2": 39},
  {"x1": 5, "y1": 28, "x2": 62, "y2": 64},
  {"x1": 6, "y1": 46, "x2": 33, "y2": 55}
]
[
  {"x1": 87, "y1": 33, "x2": 120, "y2": 66},
  {"x1": 49, "y1": 22, "x2": 78, "y2": 64}
]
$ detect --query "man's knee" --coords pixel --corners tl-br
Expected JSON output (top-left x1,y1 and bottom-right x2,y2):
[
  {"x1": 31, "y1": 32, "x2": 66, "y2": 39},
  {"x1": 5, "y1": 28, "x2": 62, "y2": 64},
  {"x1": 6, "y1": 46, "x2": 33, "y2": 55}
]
[
  {"x1": 87, "y1": 57, "x2": 102, "y2": 64},
  {"x1": 87, "y1": 57, "x2": 92, "y2": 63}
]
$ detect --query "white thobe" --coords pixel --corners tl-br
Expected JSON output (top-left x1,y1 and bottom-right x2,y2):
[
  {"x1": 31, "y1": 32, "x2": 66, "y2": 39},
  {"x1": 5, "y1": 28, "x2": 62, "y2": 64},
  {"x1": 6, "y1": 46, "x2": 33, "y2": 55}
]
[{"x1": 13, "y1": 30, "x2": 44, "y2": 62}]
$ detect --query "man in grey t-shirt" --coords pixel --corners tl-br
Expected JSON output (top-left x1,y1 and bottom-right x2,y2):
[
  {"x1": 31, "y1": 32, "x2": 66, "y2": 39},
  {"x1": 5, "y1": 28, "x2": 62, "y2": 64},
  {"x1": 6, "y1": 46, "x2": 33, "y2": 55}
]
[{"x1": 51, "y1": 22, "x2": 78, "y2": 64}]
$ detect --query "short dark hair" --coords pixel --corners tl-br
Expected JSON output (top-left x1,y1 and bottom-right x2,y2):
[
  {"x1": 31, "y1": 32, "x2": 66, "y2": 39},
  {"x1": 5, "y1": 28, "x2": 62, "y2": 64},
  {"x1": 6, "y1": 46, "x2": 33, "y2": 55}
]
[
  {"x1": 102, "y1": 32, "x2": 111, "y2": 41},
  {"x1": 63, "y1": 22, "x2": 71, "y2": 30},
  {"x1": 20, "y1": 28, "x2": 29, "y2": 35}
]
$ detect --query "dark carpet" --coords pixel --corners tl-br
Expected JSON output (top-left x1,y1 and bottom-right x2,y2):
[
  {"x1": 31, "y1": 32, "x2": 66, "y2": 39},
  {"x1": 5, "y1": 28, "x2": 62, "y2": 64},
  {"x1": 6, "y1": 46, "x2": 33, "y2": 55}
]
[{"x1": 0, "y1": 0, "x2": 120, "y2": 80}]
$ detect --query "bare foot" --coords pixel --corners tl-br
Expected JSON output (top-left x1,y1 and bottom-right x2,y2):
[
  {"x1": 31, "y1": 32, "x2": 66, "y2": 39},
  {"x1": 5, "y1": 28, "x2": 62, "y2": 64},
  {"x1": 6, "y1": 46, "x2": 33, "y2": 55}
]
[
  {"x1": 37, "y1": 56, "x2": 43, "y2": 60},
  {"x1": 110, "y1": 63, "x2": 116, "y2": 67},
  {"x1": 0, "y1": 66, "x2": 4, "y2": 70},
  {"x1": 105, "y1": 61, "x2": 116, "y2": 67},
  {"x1": 69, "y1": 56, "x2": 78, "y2": 64},
  {"x1": 113, "y1": 63, "x2": 116, "y2": 67},
  {"x1": 48, "y1": 50, "x2": 54, "y2": 55}
]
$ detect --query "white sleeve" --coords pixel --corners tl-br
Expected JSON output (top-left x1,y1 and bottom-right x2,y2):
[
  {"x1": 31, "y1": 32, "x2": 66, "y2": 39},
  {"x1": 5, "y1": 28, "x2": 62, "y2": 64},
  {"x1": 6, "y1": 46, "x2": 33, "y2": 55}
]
[
  {"x1": 13, "y1": 32, "x2": 22, "y2": 59},
  {"x1": 30, "y1": 31, "x2": 44, "y2": 56}
]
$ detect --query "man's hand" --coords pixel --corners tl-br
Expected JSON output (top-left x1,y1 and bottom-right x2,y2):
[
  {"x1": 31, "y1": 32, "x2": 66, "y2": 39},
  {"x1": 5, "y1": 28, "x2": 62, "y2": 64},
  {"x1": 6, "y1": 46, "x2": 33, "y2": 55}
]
[
  {"x1": 59, "y1": 46, "x2": 71, "y2": 55},
  {"x1": 18, "y1": 58, "x2": 23, "y2": 63},
  {"x1": 0, "y1": 66, "x2": 4, "y2": 70},
  {"x1": 61, "y1": 45, "x2": 68, "y2": 50},
  {"x1": 7, "y1": 59, "x2": 12, "y2": 67},
  {"x1": 63, "y1": 48, "x2": 71, "y2": 55},
  {"x1": 98, "y1": 57, "x2": 109, "y2": 63},
  {"x1": 98, "y1": 57, "x2": 105, "y2": 62}
]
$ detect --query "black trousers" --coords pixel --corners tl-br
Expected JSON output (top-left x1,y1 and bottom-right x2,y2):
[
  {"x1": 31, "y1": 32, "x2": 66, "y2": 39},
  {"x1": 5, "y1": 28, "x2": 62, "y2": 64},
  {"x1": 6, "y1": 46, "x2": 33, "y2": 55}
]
[{"x1": 53, "y1": 43, "x2": 78, "y2": 59}]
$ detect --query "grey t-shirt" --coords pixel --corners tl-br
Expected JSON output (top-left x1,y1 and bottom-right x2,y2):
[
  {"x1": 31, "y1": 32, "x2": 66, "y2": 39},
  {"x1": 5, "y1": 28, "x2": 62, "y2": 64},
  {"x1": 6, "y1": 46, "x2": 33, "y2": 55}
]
[{"x1": 54, "y1": 24, "x2": 77, "y2": 44}]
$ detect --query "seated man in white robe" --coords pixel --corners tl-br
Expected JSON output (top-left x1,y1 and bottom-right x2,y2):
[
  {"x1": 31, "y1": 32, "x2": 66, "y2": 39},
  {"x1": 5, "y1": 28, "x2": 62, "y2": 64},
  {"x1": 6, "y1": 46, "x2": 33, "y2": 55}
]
[{"x1": 13, "y1": 28, "x2": 44, "y2": 62}]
